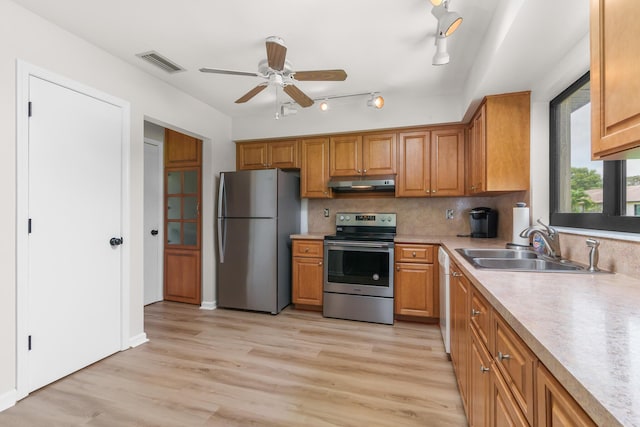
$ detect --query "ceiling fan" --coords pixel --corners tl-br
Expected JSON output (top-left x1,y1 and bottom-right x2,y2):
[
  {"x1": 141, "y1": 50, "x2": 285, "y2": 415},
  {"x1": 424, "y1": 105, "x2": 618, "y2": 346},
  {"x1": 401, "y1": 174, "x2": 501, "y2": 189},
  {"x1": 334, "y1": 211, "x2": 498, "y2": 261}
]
[{"x1": 199, "y1": 36, "x2": 347, "y2": 108}]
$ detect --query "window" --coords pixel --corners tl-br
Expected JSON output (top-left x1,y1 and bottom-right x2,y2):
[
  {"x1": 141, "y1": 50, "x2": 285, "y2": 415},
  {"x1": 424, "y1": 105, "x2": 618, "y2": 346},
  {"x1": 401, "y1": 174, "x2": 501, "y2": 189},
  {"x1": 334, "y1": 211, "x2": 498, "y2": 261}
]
[{"x1": 550, "y1": 72, "x2": 640, "y2": 233}]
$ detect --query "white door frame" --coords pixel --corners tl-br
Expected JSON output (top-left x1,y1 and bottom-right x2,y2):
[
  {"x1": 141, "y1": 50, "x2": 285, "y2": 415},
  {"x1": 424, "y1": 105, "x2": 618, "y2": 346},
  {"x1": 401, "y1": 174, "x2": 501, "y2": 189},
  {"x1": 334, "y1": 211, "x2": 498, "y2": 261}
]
[
  {"x1": 15, "y1": 60, "x2": 131, "y2": 400},
  {"x1": 143, "y1": 136, "x2": 164, "y2": 305}
]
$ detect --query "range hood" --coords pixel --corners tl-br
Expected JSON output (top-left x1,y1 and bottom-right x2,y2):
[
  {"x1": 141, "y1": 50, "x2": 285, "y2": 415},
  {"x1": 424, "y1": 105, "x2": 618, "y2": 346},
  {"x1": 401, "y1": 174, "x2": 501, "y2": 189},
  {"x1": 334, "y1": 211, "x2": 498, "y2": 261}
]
[{"x1": 327, "y1": 175, "x2": 396, "y2": 192}]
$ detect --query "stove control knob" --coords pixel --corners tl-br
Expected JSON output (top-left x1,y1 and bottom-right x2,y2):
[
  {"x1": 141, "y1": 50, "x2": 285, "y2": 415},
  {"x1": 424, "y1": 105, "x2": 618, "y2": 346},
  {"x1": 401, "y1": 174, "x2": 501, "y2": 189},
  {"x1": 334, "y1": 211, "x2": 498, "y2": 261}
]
[
  {"x1": 386, "y1": 216, "x2": 393, "y2": 222},
  {"x1": 339, "y1": 215, "x2": 345, "y2": 221},
  {"x1": 345, "y1": 215, "x2": 351, "y2": 221}
]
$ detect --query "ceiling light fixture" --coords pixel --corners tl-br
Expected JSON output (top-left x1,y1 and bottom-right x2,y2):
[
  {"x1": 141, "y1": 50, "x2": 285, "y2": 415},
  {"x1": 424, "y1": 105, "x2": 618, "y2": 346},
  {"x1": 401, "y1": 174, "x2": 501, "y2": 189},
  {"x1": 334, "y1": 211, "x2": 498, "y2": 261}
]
[
  {"x1": 280, "y1": 103, "x2": 298, "y2": 117},
  {"x1": 319, "y1": 99, "x2": 330, "y2": 112},
  {"x1": 367, "y1": 93, "x2": 385, "y2": 109},
  {"x1": 431, "y1": 0, "x2": 463, "y2": 37},
  {"x1": 430, "y1": 0, "x2": 463, "y2": 66}
]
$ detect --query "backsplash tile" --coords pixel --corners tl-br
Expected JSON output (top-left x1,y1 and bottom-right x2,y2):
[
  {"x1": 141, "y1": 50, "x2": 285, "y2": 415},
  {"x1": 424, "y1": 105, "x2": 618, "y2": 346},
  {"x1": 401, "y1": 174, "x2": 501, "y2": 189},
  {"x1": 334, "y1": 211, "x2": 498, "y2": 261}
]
[{"x1": 560, "y1": 233, "x2": 640, "y2": 277}]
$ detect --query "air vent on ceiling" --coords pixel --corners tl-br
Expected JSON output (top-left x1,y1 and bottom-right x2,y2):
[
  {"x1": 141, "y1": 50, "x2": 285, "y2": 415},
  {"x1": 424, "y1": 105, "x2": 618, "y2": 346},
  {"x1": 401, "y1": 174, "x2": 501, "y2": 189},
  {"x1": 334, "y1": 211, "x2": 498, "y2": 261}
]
[{"x1": 135, "y1": 51, "x2": 185, "y2": 74}]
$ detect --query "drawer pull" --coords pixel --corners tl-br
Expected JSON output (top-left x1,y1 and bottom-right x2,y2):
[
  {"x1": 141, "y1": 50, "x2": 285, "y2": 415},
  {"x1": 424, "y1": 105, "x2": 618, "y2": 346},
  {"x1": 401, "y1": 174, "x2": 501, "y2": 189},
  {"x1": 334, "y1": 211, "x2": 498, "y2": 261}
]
[
  {"x1": 452, "y1": 272, "x2": 462, "y2": 277},
  {"x1": 498, "y1": 351, "x2": 511, "y2": 361},
  {"x1": 412, "y1": 251, "x2": 416, "y2": 257},
  {"x1": 471, "y1": 308, "x2": 481, "y2": 317},
  {"x1": 480, "y1": 365, "x2": 490, "y2": 373},
  {"x1": 304, "y1": 247, "x2": 309, "y2": 253}
]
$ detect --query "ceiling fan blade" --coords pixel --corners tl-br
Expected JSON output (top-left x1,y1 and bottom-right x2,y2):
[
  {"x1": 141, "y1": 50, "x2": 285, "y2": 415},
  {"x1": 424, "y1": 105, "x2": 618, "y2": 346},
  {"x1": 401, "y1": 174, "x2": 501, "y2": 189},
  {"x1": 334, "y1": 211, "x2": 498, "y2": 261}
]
[
  {"x1": 200, "y1": 68, "x2": 260, "y2": 77},
  {"x1": 283, "y1": 85, "x2": 314, "y2": 108},
  {"x1": 266, "y1": 36, "x2": 287, "y2": 71},
  {"x1": 293, "y1": 70, "x2": 348, "y2": 81},
  {"x1": 235, "y1": 85, "x2": 268, "y2": 103}
]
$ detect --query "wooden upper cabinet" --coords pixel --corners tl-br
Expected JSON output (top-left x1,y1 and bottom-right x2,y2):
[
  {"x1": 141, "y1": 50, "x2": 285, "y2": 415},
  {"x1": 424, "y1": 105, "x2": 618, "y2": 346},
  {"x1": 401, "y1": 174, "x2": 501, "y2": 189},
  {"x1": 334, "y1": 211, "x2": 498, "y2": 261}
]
[
  {"x1": 165, "y1": 129, "x2": 202, "y2": 167},
  {"x1": 330, "y1": 135, "x2": 361, "y2": 176},
  {"x1": 431, "y1": 128, "x2": 465, "y2": 196},
  {"x1": 397, "y1": 131, "x2": 431, "y2": 197},
  {"x1": 591, "y1": 0, "x2": 640, "y2": 159},
  {"x1": 467, "y1": 92, "x2": 530, "y2": 194},
  {"x1": 362, "y1": 132, "x2": 396, "y2": 175},
  {"x1": 236, "y1": 140, "x2": 299, "y2": 170},
  {"x1": 300, "y1": 137, "x2": 332, "y2": 198},
  {"x1": 397, "y1": 128, "x2": 464, "y2": 197},
  {"x1": 330, "y1": 132, "x2": 395, "y2": 176}
]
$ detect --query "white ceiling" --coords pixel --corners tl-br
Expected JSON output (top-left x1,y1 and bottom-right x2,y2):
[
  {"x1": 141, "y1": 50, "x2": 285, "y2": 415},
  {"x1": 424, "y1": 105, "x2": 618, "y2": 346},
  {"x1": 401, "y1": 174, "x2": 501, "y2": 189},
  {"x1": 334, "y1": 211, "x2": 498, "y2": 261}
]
[{"x1": 10, "y1": 0, "x2": 589, "y2": 121}]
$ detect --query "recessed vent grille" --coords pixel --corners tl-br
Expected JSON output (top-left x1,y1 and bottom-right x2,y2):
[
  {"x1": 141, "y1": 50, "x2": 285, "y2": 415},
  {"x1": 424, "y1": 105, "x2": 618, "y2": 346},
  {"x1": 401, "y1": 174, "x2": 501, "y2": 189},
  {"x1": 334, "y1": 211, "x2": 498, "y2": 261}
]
[{"x1": 136, "y1": 51, "x2": 185, "y2": 73}]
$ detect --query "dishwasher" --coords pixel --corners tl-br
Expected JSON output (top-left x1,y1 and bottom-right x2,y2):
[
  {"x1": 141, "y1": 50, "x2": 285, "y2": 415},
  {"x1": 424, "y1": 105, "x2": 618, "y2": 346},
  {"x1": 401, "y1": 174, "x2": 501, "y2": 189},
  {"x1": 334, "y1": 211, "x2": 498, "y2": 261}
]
[{"x1": 438, "y1": 247, "x2": 451, "y2": 355}]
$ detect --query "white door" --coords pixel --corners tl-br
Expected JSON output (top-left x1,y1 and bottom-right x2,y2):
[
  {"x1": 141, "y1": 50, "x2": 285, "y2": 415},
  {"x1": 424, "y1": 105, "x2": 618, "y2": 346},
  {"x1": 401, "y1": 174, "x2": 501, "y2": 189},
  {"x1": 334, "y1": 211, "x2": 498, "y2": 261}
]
[
  {"x1": 144, "y1": 141, "x2": 163, "y2": 305},
  {"x1": 27, "y1": 75, "x2": 123, "y2": 392}
]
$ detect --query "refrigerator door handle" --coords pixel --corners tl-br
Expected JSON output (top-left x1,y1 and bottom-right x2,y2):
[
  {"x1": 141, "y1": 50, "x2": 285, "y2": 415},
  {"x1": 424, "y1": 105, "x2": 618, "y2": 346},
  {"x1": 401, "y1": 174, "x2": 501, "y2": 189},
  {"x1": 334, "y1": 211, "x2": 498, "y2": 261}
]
[
  {"x1": 217, "y1": 218, "x2": 225, "y2": 263},
  {"x1": 217, "y1": 173, "x2": 226, "y2": 263}
]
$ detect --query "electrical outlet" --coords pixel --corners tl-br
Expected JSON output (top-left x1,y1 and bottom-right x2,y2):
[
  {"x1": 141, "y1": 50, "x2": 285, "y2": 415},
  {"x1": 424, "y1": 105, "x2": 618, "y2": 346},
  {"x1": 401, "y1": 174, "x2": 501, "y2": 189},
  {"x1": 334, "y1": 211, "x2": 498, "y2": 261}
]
[
  {"x1": 446, "y1": 209, "x2": 454, "y2": 220},
  {"x1": 323, "y1": 208, "x2": 330, "y2": 218}
]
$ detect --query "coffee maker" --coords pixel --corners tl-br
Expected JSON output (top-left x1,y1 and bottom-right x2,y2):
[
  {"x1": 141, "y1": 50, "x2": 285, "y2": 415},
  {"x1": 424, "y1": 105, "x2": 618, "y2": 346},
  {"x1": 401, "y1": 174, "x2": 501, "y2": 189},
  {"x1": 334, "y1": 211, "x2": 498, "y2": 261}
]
[{"x1": 469, "y1": 207, "x2": 498, "y2": 238}]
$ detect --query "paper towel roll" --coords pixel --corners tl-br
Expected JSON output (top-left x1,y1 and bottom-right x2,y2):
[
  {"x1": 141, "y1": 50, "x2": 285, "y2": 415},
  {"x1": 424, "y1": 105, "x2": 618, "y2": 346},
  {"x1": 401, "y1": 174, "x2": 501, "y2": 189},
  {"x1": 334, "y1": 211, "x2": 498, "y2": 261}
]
[{"x1": 512, "y1": 205, "x2": 530, "y2": 245}]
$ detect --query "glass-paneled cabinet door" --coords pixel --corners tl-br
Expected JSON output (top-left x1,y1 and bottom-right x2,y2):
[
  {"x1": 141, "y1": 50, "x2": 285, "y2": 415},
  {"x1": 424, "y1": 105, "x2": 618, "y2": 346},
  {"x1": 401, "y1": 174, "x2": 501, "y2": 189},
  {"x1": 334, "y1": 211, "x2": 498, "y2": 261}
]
[{"x1": 165, "y1": 168, "x2": 201, "y2": 248}]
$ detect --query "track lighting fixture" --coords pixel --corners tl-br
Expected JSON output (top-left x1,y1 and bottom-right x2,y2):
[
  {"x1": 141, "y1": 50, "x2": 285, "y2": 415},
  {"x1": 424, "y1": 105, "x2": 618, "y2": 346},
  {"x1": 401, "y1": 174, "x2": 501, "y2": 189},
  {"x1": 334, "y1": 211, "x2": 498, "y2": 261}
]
[
  {"x1": 280, "y1": 103, "x2": 298, "y2": 117},
  {"x1": 367, "y1": 93, "x2": 385, "y2": 109},
  {"x1": 431, "y1": 0, "x2": 462, "y2": 37},
  {"x1": 431, "y1": 0, "x2": 462, "y2": 65}
]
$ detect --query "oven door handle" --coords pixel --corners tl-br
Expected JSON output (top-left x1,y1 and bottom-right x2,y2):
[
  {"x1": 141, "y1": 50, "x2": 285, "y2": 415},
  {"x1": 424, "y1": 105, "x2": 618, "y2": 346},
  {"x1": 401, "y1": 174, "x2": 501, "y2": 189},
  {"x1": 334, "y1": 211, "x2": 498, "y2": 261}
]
[{"x1": 324, "y1": 241, "x2": 393, "y2": 249}]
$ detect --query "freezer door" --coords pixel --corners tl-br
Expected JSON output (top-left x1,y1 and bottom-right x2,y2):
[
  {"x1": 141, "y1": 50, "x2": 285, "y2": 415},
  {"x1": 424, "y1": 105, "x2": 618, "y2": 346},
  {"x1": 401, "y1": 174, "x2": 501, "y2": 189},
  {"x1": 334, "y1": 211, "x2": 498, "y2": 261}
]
[
  {"x1": 219, "y1": 169, "x2": 277, "y2": 218},
  {"x1": 217, "y1": 218, "x2": 278, "y2": 313}
]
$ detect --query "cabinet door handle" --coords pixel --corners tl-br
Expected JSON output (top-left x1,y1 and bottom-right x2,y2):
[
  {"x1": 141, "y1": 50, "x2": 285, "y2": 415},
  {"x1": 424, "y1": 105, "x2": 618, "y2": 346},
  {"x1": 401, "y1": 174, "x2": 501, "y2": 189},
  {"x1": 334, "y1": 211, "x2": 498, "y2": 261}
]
[
  {"x1": 471, "y1": 308, "x2": 481, "y2": 317},
  {"x1": 304, "y1": 247, "x2": 309, "y2": 253},
  {"x1": 452, "y1": 271, "x2": 462, "y2": 277},
  {"x1": 480, "y1": 366, "x2": 490, "y2": 373},
  {"x1": 363, "y1": 169, "x2": 367, "y2": 174},
  {"x1": 498, "y1": 351, "x2": 511, "y2": 361},
  {"x1": 432, "y1": 189, "x2": 437, "y2": 193},
  {"x1": 357, "y1": 169, "x2": 362, "y2": 174},
  {"x1": 396, "y1": 265, "x2": 400, "y2": 271},
  {"x1": 318, "y1": 261, "x2": 323, "y2": 266},
  {"x1": 412, "y1": 251, "x2": 416, "y2": 257}
]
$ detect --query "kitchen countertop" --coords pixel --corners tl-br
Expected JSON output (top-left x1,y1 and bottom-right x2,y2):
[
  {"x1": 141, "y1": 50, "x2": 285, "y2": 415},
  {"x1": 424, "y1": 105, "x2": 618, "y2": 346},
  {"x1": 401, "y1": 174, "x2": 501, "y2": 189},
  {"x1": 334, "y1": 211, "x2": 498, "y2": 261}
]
[
  {"x1": 433, "y1": 236, "x2": 638, "y2": 427},
  {"x1": 290, "y1": 233, "x2": 325, "y2": 240},
  {"x1": 295, "y1": 233, "x2": 640, "y2": 426}
]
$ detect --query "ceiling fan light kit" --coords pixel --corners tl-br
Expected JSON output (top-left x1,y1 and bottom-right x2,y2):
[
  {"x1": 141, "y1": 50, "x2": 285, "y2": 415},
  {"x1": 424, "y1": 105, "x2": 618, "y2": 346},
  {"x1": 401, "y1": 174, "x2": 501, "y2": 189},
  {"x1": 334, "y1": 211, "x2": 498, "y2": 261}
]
[
  {"x1": 200, "y1": 36, "x2": 347, "y2": 110},
  {"x1": 431, "y1": 0, "x2": 463, "y2": 65},
  {"x1": 319, "y1": 99, "x2": 330, "y2": 112}
]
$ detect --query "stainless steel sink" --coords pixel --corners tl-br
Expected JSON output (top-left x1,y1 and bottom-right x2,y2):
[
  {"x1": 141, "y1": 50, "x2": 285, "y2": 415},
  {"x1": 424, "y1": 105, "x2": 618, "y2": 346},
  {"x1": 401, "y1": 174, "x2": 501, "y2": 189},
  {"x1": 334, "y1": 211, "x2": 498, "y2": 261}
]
[
  {"x1": 471, "y1": 258, "x2": 583, "y2": 271},
  {"x1": 457, "y1": 248, "x2": 538, "y2": 259},
  {"x1": 454, "y1": 248, "x2": 602, "y2": 273}
]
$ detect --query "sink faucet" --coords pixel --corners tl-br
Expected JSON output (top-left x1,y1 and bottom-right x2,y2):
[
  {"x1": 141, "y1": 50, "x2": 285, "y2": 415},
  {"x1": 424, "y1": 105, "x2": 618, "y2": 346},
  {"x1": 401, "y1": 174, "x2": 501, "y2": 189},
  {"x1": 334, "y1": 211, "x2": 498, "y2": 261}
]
[{"x1": 519, "y1": 219, "x2": 562, "y2": 259}]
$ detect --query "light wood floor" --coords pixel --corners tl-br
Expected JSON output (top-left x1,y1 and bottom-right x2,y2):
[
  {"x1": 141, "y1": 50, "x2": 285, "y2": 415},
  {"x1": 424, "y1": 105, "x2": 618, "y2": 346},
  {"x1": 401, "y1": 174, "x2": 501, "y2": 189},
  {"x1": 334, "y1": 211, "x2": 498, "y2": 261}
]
[{"x1": 0, "y1": 302, "x2": 467, "y2": 426}]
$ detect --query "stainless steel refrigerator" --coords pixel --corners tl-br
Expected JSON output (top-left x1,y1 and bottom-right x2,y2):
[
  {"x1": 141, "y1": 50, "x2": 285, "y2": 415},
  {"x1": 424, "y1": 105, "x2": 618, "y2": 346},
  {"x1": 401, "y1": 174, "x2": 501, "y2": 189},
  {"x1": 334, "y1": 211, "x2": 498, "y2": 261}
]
[{"x1": 216, "y1": 169, "x2": 300, "y2": 314}]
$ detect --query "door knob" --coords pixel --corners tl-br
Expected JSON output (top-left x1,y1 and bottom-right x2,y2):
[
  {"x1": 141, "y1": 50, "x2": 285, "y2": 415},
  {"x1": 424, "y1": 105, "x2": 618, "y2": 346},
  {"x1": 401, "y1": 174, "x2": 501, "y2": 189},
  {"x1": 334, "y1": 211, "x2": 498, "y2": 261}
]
[
  {"x1": 150, "y1": 229, "x2": 158, "y2": 236},
  {"x1": 109, "y1": 237, "x2": 123, "y2": 247}
]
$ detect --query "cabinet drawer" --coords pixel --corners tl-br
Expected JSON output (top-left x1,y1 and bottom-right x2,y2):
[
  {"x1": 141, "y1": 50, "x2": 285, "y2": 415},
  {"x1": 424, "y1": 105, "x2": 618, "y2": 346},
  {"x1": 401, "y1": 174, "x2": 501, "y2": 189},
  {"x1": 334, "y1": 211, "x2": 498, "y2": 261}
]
[
  {"x1": 470, "y1": 287, "x2": 492, "y2": 351},
  {"x1": 493, "y1": 313, "x2": 536, "y2": 426},
  {"x1": 395, "y1": 244, "x2": 434, "y2": 263},
  {"x1": 293, "y1": 240, "x2": 324, "y2": 258}
]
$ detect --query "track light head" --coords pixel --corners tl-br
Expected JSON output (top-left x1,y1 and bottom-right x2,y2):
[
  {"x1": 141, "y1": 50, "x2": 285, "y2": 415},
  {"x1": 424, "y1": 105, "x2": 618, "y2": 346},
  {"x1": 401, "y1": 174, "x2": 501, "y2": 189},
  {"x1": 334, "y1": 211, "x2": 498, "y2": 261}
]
[{"x1": 367, "y1": 93, "x2": 385, "y2": 109}]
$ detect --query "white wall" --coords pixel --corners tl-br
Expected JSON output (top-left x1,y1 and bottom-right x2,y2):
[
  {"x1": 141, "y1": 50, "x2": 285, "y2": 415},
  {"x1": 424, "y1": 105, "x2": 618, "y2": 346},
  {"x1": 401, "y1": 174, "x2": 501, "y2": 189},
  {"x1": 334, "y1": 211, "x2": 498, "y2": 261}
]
[{"x1": 0, "y1": 0, "x2": 234, "y2": 406}]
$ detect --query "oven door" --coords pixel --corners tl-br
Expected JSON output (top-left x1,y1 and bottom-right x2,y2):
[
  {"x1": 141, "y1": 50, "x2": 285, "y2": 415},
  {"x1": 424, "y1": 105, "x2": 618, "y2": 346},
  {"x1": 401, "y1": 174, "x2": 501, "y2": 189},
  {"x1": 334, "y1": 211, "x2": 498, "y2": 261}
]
[{"x1": 324, "y1": 241, "x2": 394, "y2": 298}]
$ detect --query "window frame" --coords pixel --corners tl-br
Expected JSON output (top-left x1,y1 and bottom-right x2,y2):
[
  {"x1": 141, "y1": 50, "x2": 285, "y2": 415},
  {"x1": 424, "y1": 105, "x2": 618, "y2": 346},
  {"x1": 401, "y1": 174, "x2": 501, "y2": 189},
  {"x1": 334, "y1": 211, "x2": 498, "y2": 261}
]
[{"x1": 549, "y1": 72, "x2": 639, "y2": 233}]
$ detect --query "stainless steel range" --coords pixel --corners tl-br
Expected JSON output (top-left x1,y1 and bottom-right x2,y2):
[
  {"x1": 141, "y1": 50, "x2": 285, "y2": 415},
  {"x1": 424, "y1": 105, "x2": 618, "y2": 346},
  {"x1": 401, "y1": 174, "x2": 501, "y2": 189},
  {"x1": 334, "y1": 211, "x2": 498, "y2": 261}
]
[{"x1": 323, "y1": 212, "x2": 396, "y2": 325}]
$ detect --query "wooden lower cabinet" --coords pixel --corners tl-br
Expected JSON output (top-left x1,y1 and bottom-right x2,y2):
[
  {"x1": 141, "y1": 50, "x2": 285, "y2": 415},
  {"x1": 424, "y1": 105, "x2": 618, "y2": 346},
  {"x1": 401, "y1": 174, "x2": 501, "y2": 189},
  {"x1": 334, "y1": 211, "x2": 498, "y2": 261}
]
[
  {"x1": 536, "y1": 364, "x2": 597, "y2": 427},
  {"x1": 164, "y1": 249, "x2": 201, "y2": 304},
  {"x1": 491, "y1": 363, "x2": 529, "y2": 427},
  {"x1": 394, "y1": 244, "x2": 438, "y2": 318},
  {"x1": 449, "y1": 264, "x2": 596, "y2": 427},
  {"x1": 469, "y1": 326, "x2": 492, "y2": 427},
  {"x1": 292, "y1": 240, "x2": 324, "y2": 308}
]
